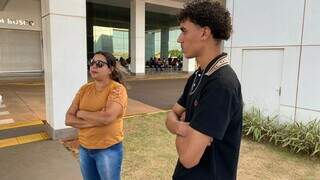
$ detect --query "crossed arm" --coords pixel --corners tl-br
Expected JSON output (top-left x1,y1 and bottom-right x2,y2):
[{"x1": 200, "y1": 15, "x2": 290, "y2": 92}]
[
  {"x1": 166, "y1": 103, "x2": 213, "y2": 169},
  {"x1": 65, "y1": 99, "x2": 123, "y2": 129}
]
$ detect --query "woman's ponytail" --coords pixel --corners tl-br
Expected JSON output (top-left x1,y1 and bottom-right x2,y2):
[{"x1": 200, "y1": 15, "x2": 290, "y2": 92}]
[{"x1": 111, "y1": 66, "x2": 124, "y2": 85}]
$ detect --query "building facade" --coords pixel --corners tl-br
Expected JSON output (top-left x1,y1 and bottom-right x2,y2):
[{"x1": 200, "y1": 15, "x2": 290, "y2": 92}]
[
  {"x1": 1, "y1": 0, "x2": 318, "y2": 139},
  {"x1": 226, "y1": 0, "x2": 320, "y2": 123}
]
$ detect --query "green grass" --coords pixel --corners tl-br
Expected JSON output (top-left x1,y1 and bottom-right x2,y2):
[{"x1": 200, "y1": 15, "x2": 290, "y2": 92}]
[
  {"x1": 122, "y1": 112, "x2": 320, "y2": 180},
  {"x1": 122, "y1": 112, "x2": 177, "y2": 180}
]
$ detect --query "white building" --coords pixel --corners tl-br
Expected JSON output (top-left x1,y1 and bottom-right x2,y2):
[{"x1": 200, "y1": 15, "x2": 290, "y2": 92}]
[
  {"x1": 0, "y1": 0, "x2": 318, "y2": 139},
  {"x1": 225, "y1": 0, "x2": 320, "y2": 124}
]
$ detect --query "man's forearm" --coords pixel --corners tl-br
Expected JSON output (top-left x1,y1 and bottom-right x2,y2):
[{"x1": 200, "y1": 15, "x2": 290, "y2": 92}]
[
  {"x1": 176, "y1": 135, "x2": 189, "y2": 159},
  {"x1": 166, "y1": 111, "x2": 180, "y2": 134}
]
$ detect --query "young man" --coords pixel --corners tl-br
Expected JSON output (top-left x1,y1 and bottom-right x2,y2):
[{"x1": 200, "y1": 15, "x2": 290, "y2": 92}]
[{"x1": 165, "y1": 1, "x2": 243, "y2": 179}]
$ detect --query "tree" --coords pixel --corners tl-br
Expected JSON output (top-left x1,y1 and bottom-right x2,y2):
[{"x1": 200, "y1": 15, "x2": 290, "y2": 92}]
[{"x1": 169, "y1": 49, "x2": 183, "y2": 58}]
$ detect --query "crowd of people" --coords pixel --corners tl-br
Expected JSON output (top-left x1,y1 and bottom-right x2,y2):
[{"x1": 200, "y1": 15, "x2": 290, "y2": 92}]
[
  {"x1": 118, "y1": 57, "x2": 130, "y2": 69},
  {"x1": 146, "y1": 57, "x2": 183, "y2": 71},
  {"x1": 89, "y1": 56, "x2": 183, "y2": 73}
]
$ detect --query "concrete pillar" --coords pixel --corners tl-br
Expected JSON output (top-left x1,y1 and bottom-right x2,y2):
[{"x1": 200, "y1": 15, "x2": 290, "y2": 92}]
[
  {"x1": 145, "y1": 31, "x2": 155, "y2": 61},
  {"x1": 41, "y1": 0, "x2": 87, "y2": 139},
  {"x1": 183, "y1": 55, "x2": 196, "y2": 73},
  {"x1": 130, "y1": 0, "x2": 145, "y2": 74},
  {"x1": 160, "y1": 28, "x2": 169, "y2": 58}
]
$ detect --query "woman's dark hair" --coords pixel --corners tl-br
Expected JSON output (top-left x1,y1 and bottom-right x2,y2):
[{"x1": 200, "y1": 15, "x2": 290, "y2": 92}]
[
  {"x1": 178, "y1": 0, "x2": 232, "y2": 42},
  {"x1": 93, "y1": 51, "x2": 125, "y2": 85}
]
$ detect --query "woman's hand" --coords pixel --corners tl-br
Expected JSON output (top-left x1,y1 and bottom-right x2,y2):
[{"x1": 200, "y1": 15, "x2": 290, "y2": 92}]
[{"x1": 76, "y1": 110, "x2": 84, "y2": 119}]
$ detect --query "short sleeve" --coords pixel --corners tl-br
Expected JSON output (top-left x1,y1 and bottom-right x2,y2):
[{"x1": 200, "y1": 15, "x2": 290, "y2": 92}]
[
  {"x1": 177, "y1": 75, "x2": 194, "y2": 108},
  {"x1": 72, "y1": 85, "x2": 86, "y2": 106},
  {"x1": 107, "y1": 84, "x2": 128, "y2": 109},
  {"x1": 190, "y1": 84, "x2": 234, "y2": 140}
]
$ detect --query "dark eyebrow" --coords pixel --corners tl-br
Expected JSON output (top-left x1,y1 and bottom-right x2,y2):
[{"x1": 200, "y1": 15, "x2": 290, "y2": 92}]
[{"x1": 91, "y1": 59, "x2": 106, "y2": 62}]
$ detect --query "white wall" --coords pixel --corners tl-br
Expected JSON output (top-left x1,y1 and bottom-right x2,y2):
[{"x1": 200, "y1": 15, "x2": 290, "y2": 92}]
[
  {"x1": 0, "y1": 0, "x2": 41, "y2": 31},
  {"x1": 295, "y1": 0, "x2": 320, "y2": 122},
  {"x1": 226, "y1": 0, "x2": 320, "y2": 123},
  {"x1": 230, "y1": 0, "x2": 304, "y2": 47},
  {"x1": 302, "y1": 0, "x2": 320, "y2": 45}
]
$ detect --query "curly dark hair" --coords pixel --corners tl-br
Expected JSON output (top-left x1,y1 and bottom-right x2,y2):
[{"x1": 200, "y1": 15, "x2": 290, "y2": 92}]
[{"x1": 178, "y1": 0, "x2": 232, "y2": 41}]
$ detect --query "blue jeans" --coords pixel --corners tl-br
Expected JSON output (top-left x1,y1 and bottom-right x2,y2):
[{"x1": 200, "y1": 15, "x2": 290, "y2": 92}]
[{"x1": 79, "y1": 142, "x2": 123, "y2": 180}]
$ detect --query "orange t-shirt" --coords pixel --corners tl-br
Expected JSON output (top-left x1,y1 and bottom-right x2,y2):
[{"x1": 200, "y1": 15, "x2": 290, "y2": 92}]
[{"x1": 72, "y1": 80, "x2": 128, "y2": 149}]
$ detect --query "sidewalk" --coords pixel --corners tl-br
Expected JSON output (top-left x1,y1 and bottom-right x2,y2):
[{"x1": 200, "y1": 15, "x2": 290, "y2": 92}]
[
  {"x1": 0, "y1": 140, "x2": 82, "y2": 180},
  {"x1": 0, "y1": 83, "x2": 162, "y2": 124},
  {"x1": 0, "y1": 72, "x2": 188, "y2": 124}
]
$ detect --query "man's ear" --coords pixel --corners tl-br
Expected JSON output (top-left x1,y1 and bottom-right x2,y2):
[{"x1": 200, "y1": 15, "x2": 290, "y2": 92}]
[{"x1": 201, "y1": 26, "x2": 212, "y2": 40}]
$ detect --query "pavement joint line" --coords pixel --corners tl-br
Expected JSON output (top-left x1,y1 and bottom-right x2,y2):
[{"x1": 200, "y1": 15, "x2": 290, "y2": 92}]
[
  {"x1": 0, "y1": 132, "x2": 49, "y2": 148},
  {"x1": 0, "y1": 118, "x2": 15, "y2": 125},
  {"x1": 13, "y1": 90, "x2": 39, "y2": 118},
  {"x1": 0, "y1": 111, "x2": 9, "y2": 116},
  {"x1": 0, "y1": 119, "x2": 44, "y2": 131},
  {"x1": 125, "y1": 76, "x2": 188, "y2": 82},
  {"x1": 7, "y1": 82, "x2": 44, "y2": 86},
  {"x1": 0, "y1": 75, "x2": 188, "y2": 85}
]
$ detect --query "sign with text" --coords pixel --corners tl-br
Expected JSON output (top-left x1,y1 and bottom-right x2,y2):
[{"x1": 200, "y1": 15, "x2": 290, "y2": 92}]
[{"x1": 0, "y1": 17, "x2": 35, "y2": 27}]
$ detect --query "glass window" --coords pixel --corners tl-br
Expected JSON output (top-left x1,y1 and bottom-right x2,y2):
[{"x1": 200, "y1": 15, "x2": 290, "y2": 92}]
[{"x1": 93, "y1": 26, "x2": 129, "y2": 59}]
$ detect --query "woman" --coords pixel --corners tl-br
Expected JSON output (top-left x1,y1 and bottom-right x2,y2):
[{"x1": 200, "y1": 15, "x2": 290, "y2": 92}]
[{"x1": 65, "y1": 51, "x2": 128, "y2": 180}]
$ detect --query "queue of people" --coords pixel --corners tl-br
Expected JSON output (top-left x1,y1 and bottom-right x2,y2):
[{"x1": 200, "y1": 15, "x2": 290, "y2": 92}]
[{"x1": 146, "y1": 57, "x2": 183, "y2": 71}]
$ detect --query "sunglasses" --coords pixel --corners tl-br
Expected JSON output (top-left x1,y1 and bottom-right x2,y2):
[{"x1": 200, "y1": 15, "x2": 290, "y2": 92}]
[{"x1": 89, "y1": 59, "x2": 108, "y2": 68}]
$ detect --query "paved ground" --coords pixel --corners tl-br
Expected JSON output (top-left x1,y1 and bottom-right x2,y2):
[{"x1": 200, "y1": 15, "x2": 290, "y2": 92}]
[
  {"x1": 127, "y1": 78, "x2": 187, "y2": 110},
  {"x1": 0, "y1": 140, "x2": 82, "y2": 180},
  {"x1": 0, "y1": 77, "x2": 188, "y2": 125},
  {"x1": 0, "y1": 83, "x2": 45, "y2": 122}
]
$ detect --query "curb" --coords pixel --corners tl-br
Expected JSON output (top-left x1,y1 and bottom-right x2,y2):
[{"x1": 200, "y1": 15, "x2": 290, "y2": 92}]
[
  {"x1": 0, "y1": 132, "x2": 49, "y2": 148},
  {"x1": 0, "y1": 119, "x2": 44, "y2": 131}
]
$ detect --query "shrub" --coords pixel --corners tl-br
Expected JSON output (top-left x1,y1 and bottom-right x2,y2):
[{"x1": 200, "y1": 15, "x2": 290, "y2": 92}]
[{"x1": 243, "y1": 108, "x2": 320, "y2": 157}]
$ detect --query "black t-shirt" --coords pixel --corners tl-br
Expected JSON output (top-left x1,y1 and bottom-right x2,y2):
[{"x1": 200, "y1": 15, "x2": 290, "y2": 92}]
[{"x1": 173, "y1": 54, "x2": 243, "y2": 180}]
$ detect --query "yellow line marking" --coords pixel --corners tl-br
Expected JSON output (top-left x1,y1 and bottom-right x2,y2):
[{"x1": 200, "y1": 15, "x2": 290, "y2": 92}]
[
  {"x1": 40, "y1": 133, "x2": 49, "y2": 139},
  {"x1": 16, "y1": 133, "x2": 48, "y2": 144},
  {"x1": 0, "y1": 132, "x2": 49, "y2": 148},
  {"x1": 0, "y1": 118, "x2": 15, "y2": 125},
  {"x1": 0, "y1": 138, "x2": 19, "y2": 148},
  {"x1": 0, "y1": 120, "x2": 44, "y2": 131}
]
